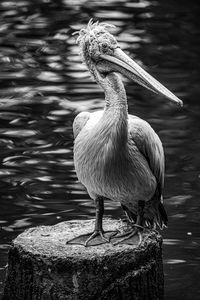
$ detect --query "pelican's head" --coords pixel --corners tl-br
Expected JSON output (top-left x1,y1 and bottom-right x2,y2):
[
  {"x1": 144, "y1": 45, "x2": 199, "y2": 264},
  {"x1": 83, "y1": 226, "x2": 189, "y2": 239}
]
[
  {"x1": 75, "y1": 20, "x2": 118, "y2": 73},
  {"x1": 75, "y1": 20, "x2": 183, "y2": 106}
]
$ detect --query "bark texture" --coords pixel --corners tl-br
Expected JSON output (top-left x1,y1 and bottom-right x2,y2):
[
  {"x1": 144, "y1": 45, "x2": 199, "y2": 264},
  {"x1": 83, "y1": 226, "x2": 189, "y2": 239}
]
[{"x1": 3, "y1": 218, "x2": 164, "y2": 300}]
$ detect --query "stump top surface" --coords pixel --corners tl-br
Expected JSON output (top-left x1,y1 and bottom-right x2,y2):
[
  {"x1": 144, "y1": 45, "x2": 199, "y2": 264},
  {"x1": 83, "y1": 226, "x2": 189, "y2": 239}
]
[{"x1": 14, "y1": 218, "x2": 161, "y2": 260}]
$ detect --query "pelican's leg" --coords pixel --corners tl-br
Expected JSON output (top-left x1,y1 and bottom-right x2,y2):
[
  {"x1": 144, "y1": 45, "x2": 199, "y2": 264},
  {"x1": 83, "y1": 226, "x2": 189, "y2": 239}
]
[
  {"x1": 66, "y1": 197, "x2": 118, "y2": 246},
  {"x1": 112, "y1": 200, "x2": 145, "y2": 246},
  {"x1": 83, "y1": 196, "x2": 108, "y2": 246}
]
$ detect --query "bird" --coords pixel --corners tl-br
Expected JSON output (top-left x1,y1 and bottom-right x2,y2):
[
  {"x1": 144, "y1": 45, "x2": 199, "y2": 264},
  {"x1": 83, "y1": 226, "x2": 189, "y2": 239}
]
[{"x1": 68, "y1": 20, "x2": 183, "y2": 246}]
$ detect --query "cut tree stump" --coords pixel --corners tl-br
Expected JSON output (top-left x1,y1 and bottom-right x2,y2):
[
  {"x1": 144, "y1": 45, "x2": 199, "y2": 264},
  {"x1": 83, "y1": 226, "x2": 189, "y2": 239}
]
[{"x1": 3, "y1": 218, "x2": 164, "y2": 300}]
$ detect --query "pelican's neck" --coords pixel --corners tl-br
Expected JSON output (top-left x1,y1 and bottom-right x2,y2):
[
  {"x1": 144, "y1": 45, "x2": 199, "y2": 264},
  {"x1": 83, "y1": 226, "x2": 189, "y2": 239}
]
[
  {"x1": 103, "y1": 72, "x2": 128, "y2": 112},
  {"x1": 98, "y1": 72, "x2": 128, "y2": 147},
  {"x1": 85, "y1": 55, "x2": 128, "y2": 145},
  {"x1": 85, "y1": 56, "x2": 128, "y2": 113}
]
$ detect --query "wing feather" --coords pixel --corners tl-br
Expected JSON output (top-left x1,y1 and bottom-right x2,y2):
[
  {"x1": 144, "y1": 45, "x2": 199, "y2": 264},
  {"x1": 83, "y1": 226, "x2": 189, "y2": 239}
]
[
  {"x1": 73, "y1": 112, "x2": 90, "y2": 139},
  {"x1": 128, "y1": 115, "x2": 164, "y2": 195}
]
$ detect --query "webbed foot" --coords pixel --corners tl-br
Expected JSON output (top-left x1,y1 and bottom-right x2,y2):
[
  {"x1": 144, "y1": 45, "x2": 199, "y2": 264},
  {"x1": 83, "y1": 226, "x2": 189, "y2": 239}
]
[
  {"x1": 112, "y1": 200, "x2": 146, "y2": 246},
  {"x1": 111, "y1": 226, "x2": 143, "y2": 246},
  {"x1": 66, "y1": 230, "x2": 118, "y2": 246}
]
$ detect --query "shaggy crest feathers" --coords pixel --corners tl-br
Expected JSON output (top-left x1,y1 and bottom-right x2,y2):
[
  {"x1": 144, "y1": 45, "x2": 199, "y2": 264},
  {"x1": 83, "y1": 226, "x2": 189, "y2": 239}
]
[
  {"x1": 72, "y1": 19, "x2": 118, "y2": 82},
  {"x1": 73, "y1": 19, "x2": 115, "y2": 46}
]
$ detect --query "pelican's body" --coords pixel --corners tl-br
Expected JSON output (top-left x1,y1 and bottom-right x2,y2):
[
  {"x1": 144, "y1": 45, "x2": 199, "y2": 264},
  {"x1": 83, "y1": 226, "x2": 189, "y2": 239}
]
[
  {"x1": 74, "y1": 75, "x2": 163, "y2": 220},
  {"x1": 69, "y1": 21, "x2": 182, "y2": 245}
]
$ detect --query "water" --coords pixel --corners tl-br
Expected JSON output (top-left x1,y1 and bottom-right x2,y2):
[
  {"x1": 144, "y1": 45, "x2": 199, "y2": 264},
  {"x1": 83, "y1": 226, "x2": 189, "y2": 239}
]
[{"x1": 0, "y1": 0, "x2": 200, "y2": 299}]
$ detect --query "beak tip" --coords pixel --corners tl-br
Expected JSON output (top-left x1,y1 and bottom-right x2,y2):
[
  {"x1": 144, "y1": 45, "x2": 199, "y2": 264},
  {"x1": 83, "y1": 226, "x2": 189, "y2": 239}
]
[{"x1": 178, "y1": 99, "x2": 183, "y2": 107}]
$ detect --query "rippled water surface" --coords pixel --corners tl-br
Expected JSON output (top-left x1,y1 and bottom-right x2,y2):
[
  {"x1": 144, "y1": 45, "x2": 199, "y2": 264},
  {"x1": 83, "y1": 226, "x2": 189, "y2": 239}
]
[{"x1": 0, "y1": 0, "x2": 200, "y2": 299}]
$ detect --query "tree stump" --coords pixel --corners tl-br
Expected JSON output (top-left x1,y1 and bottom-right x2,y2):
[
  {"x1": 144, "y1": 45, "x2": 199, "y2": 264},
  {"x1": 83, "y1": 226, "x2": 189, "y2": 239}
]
[{"x1": 3, "y1": 218, "x2": 164, "y2": 300}]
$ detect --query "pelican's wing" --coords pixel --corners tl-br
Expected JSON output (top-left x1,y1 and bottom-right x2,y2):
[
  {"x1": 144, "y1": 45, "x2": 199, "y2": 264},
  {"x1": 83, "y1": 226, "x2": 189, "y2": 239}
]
[
  {"x1": 73, "y1": 110, "x2": 104, "y2": 139},
  {"x1": 128, "y1": 115, "x2": 167, "y2": 226},
  {"x1": 128, "y1": 115, "x2": 164, "y2": 193},
  {"x1": 73, "y1": 112, "x2": 90, "y2": 139}
]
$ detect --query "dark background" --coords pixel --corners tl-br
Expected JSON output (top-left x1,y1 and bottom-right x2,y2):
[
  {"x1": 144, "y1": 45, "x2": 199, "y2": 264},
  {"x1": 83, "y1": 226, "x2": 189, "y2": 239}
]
[{"x1": 0, "y1": 0, "x2": 200, "y2": 299}]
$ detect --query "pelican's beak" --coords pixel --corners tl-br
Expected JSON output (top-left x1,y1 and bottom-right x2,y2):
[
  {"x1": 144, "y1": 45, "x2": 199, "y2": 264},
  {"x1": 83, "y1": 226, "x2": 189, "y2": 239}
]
[{"x1": 100, "y1": 48, "x2": 183, "y2": 107}]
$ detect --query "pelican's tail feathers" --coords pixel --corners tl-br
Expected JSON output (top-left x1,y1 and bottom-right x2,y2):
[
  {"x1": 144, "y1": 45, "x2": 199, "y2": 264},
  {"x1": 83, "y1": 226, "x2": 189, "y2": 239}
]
[
  {"x1": 144, "y1": 201, "x2": 168, "y2": 229},
  {"x1": 158, "y1": 202, "x2": 168, "y2": 228},
  {"x1": 146, "y1": 187, "x2": 168, "y2": 229},
  {"x1": 144, "y1": 192, "x2": 168, "y2": 229},
  {"x1": 121, "y1": 196, "x2": 168, "y2": 230}
]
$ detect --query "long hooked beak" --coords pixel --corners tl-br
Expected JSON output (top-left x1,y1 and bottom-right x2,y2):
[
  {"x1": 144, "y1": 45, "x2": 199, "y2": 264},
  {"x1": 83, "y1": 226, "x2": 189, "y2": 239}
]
[{"x1": 100, "y1": 48, "x2": 183, "y2": 107}]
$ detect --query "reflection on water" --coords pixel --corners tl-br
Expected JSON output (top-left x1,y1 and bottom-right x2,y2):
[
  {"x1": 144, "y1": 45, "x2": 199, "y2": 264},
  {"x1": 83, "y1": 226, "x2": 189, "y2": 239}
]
[{"x1": 0, "y1": 0, "x2": 200, "y2": 299}]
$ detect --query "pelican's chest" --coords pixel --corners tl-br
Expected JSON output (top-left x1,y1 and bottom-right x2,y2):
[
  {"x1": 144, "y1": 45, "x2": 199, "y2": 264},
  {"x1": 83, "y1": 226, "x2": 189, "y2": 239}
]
[
  {"x1": 73, "y1": 110, "x2": 157, "y2": 202},
  {"x1": 73, "y1": 129, "x2": 106, "y2": 187}
]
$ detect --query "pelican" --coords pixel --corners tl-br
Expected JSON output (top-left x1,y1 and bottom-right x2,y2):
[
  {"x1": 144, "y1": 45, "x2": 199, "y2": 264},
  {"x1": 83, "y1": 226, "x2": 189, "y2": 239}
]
[{"x1": 70, "y1": 20, "x2": 183, "y2": 246}]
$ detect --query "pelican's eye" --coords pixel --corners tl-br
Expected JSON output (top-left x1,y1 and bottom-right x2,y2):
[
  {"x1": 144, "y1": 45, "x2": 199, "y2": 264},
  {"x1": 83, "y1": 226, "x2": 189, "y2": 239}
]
[{"x1": 101, "y1": 41, "x2": 109, "y2": 53}]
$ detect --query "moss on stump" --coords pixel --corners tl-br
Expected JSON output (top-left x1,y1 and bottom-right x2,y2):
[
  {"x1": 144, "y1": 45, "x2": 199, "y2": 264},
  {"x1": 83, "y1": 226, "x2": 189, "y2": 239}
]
[{"x1": 3, "y1": 218, "x2": 164, "y2": 300}]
